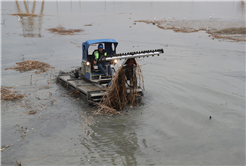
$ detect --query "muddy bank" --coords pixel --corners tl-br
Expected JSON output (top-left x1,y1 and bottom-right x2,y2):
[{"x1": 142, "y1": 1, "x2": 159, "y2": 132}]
[
  {"x1": 209, "y1": 27, "x2": 246, "y2": 41},
  {"x1": 135, "y1": 19, "x2": 246, "y2": 41}
]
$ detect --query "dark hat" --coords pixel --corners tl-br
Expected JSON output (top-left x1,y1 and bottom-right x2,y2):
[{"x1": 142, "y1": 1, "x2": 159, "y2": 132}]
[{"x1": 98, "y1": 43, "x2": 103, "y2": 49}]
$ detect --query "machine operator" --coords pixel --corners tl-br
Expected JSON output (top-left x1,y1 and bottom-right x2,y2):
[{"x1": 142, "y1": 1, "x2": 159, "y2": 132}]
[{"x1": 92, "y1": 43, "x2": 112, "y2": 77}]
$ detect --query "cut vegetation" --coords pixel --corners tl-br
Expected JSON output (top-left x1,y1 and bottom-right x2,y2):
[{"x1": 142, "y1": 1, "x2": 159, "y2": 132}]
[
  {"x1": 47, "y1": 26, "x2": 83, "y2": 35},
  {"x1": 94, "y1": 63, "x2": 144, "y2": 115},
  {"x1": 11, "y1": 13, "x2": 40, "y2": 17},
  {"x1": 5, "y1": 60, "x2": 52, "y2": 73},
  {"x1": 1, "y1": 86, "x2": 25, "y2": 100}
]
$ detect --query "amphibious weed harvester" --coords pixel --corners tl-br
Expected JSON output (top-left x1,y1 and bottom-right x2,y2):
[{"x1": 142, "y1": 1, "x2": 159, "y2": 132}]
[{"x1": 57, "y1": 39, "x2": 164, "y2": 103}]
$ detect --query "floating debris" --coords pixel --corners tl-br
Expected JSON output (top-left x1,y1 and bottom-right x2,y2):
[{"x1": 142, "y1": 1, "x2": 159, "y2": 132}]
[
  {"x1": 27, "y1": 110, "x2": 37, "y2": 115},
  {"x1": 68, "y1": 89, "x2": 80, "y2": 97},
  {"x1": 1, "y1": 86, "x2": 25, "y2": 100},
  {"x1": 15, "y1": 159, "x2": 21, "y2": 166},
  {"x1": 47, "y1": 26, "x2": 83, "y2": 35},
  {"x1": 1, "y1": 144, "x2": 12, "y2": 152},
  {"x1": 5, "y1": 60, "x2": 52, "y2": 73},
  {"x1": 11, "y1": 13, "x2": 39, "y2": 17},
  {"x1": 15, "y1": 125, "x2": 29, "y2": 139},
  {"x1": 50, "y1": 99, "x2": 57, "y2": 105},
  {"x1": 84, "y1": 23, "x2": 93, "y2": 26}
]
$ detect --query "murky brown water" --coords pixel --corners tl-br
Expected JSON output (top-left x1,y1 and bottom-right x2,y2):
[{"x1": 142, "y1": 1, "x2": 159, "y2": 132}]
[{"x1": 1, "y1": 1, "x2": 245, "y2": 165}]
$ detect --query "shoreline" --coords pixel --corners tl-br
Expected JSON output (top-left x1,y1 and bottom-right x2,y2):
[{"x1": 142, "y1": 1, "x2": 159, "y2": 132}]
[{"x1": 135, "y1": 19, "x2": 246, "y2": 42}]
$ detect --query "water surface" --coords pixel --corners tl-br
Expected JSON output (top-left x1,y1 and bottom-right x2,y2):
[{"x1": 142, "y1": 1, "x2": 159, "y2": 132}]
[{"x1": 1, "y1": 1, "x2": 245, "y2": 165}]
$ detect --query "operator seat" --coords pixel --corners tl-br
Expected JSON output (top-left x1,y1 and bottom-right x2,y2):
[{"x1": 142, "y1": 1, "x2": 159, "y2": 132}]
[{"x1": 87, "y1": 54, "x2": 105, "y2": 73}]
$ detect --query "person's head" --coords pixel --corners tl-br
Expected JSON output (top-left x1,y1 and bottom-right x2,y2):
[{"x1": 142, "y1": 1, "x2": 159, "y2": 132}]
[{"x1": 98, "y1": 43, "x2": 103, "y2": 53}]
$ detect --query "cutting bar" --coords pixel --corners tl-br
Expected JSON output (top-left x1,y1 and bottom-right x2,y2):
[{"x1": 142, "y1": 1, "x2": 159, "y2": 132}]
[
  {"x1": 104, "y1": 51, "x2": 160, "y2": 61},
  {"x1": 101, "y1": 49, "x2": 164, "y2": 61}
]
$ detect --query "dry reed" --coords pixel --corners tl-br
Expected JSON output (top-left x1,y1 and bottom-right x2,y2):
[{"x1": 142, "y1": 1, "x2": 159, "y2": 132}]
[
  {"x1": 11, "y1": 13, "x2": 39, "y2": 17},
  {"x1": 27, "y1": 110, "x2": 37, "y2": 114},
  {"x1": 5, "y1": 60, "x2": 51, "y2": 73},
  {"x1": 1, "y1": 86, "x2": 25, "y2": 100},
  {"x1": 68, "y1": 89, "x2": 80, "y2": 97},
  {"x1": 47, "y1": 26, "x2": 83, "y2": 35},
  {"x1": 94, "y1": 62, "x2": 144, "y2": 115},
  {"x1": 84, "y1": 24, "x2": 93, "y2": 26},
  {"x1": 1, "y1": 144, "x2": 12, "y2": 152}
]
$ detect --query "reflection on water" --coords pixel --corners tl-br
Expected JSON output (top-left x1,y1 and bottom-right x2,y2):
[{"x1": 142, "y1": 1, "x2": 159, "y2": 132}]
[
  {"x1": 78, "y1": 119, "x2": 139, "y2": 165},
  {"x1": 237, "y1": 0, "x2": 245, "y2": 15},
  {"x1": 15, "y1": 0, "x2": 44, "y2": 38}
]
